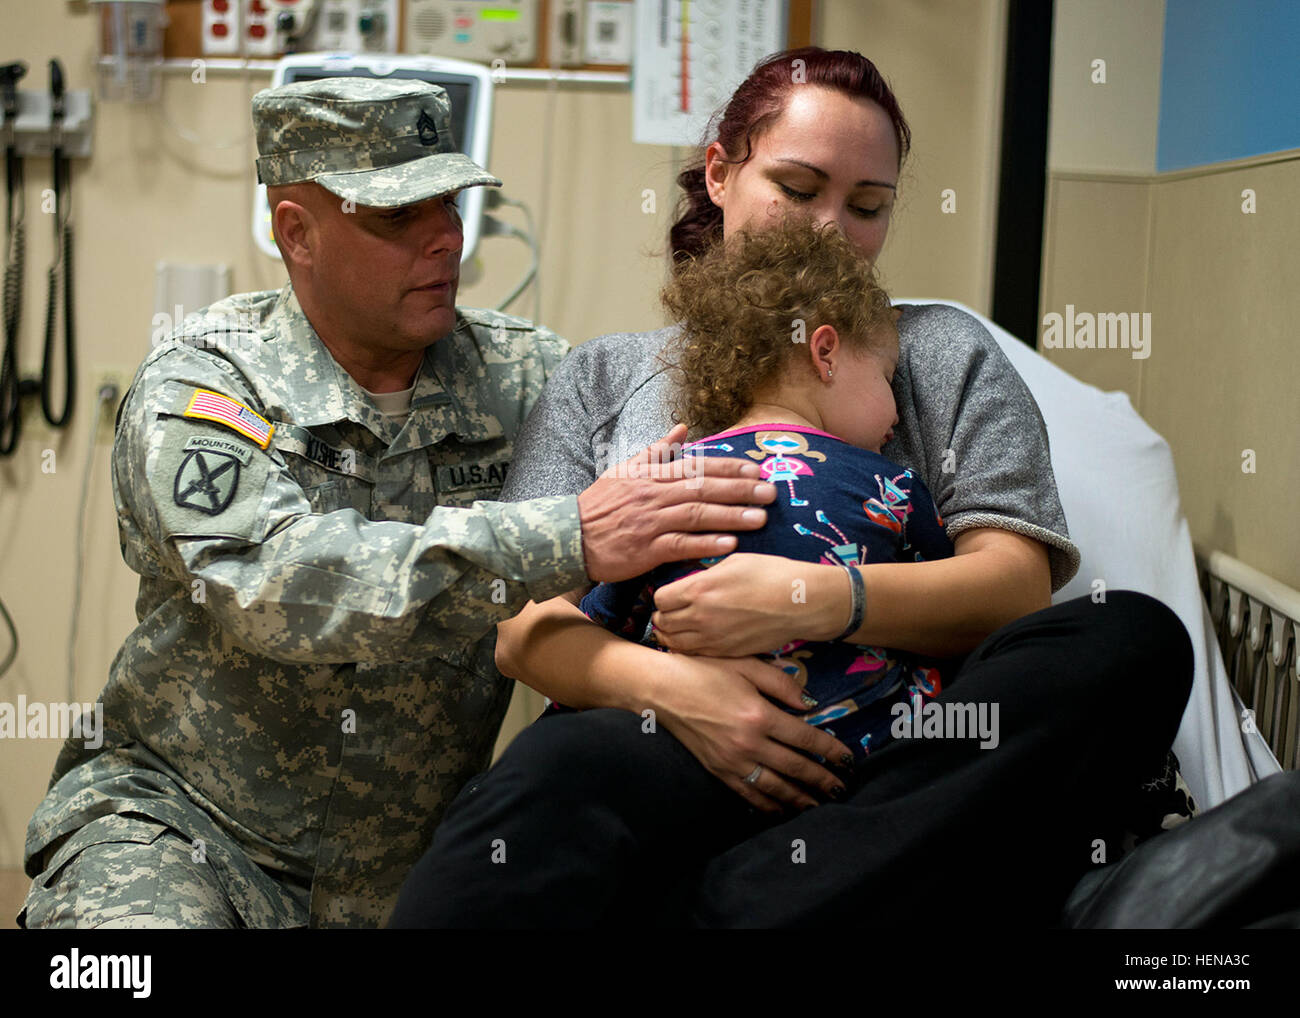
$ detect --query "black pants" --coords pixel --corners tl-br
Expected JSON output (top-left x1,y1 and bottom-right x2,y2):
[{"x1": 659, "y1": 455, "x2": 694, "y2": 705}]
[{"x1": 388, "y1": 591, "x2": 1193, "y2": 928}]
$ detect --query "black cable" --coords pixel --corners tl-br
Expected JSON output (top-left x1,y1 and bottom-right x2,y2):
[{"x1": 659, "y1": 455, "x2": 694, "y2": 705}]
[
  {"x1": 41, "y1": 219, "x2": 74, "y2": 427},
  {"x1": 0, "y1": 60, "x2": 26, "y2": 456},
  {"x1": 40, "y1": 58, "x2": 74, "y2": 429},
  {"x1": 0, "y1": 592, "x2": 15, "y2": 679},
  {"x1": 0, "y1": 220, "x2": 21, "y2": 454}
]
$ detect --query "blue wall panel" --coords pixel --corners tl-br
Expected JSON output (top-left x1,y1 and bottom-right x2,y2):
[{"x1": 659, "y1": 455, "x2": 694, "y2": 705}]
[{"x1": 1159, "y1": 0, "x2": 1300, "y2": 170}]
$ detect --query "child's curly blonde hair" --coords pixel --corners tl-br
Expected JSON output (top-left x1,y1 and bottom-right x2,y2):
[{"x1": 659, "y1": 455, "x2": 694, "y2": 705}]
[{"x1": 660, "y1": 216, "x2": 895, "y2": 439}]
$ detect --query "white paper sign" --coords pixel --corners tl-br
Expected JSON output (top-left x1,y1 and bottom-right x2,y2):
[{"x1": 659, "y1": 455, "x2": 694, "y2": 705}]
[{"x1": 633, "y1": 0, "x2": 787, "y2": 146}]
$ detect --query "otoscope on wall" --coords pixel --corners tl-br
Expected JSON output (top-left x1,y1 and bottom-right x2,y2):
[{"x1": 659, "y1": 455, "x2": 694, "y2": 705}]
[{"x1": 0, "y1": 57, "x2": 90, "y2": 458}]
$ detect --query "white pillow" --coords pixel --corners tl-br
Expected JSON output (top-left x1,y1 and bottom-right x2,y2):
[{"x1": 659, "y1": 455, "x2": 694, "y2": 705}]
[{"x1": 902, "y1": 299, "x2": 1280, "y2": 809}]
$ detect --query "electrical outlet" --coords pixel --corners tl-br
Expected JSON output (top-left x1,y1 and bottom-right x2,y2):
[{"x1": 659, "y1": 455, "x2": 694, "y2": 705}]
[
  {"x1": 243, "y1": 0, "x2": 282, "y2": 56},
  {"x1": 203, "y1": 0, "x2": 244, "y2": 56},
  {"x1": 94, "y1": 366, "x2": 136, "y2": 443}
]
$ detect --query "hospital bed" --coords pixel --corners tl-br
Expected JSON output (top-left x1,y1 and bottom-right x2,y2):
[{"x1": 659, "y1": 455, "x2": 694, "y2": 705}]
[{"x1": 912, "y1": 301, "x2": 1292, "y2": 814}]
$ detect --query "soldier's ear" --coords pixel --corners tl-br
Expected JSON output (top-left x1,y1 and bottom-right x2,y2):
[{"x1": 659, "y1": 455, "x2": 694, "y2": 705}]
[{"x1": 269, "y1": 194, "x2": 316, "y2": 272}]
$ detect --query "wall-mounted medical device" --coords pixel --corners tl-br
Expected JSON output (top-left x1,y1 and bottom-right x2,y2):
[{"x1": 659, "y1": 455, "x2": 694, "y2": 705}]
[
  {"x1": 0, "y1": 83, "x2": 94, "y2": 159},
  {"x1": 197, "y1": 0, "x2": 401, "y2": 57},
  {"x1": 90, "y1": 0, "x2": 167, "y2": 102},
  {"x1": 158, "y1": 1, "x2": 400, "y2": 58},
  {"x1": 252, "y1": 52, "x2": 495, "y2": 264},
  {"x1": 2, "y1": 60, "x2": 90, "y2": 455},
  {"x1": 403, "y1": 0, "x2": 540, "y2": 63},
  {"x1": 294, "y1": 0, "x2": 402, "y2": 51},
  {"x1": 164, "y1": 1, "x2": 659, "y2": 71},
  {"x1": 165, "y1": 1, "x2": 815, "y2": 73}
]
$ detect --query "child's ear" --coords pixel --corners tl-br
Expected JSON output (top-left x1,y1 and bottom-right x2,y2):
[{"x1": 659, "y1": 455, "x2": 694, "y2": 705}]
[{"x1": 808, "y1": 324, "x2": 840, "y2": 379}]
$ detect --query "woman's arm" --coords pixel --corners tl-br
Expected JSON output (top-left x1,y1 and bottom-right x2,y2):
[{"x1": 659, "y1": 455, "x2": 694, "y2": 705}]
[
  {"x1": 647, "y1": 306, "x2": 1075, "y2": 658},
  {"x1": 495, "y1": 595, "x2": 855, "y2": 812},
  {"x1": 649, "y1": 528, "x2": 1051, "y2": 659},
  {"x1": 495, "y1": 331, "x2": 851, "y2": 811}
]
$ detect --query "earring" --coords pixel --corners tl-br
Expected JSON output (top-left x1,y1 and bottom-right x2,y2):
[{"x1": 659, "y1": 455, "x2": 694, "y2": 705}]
[{"x1": 827, "y1": 369, "x2": 834, "y2": 379}]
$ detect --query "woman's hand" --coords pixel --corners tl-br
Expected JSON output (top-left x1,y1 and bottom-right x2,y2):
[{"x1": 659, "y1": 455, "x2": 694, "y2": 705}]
[
  {"x1": 651, "y1": 552, "x2": 848, "y2": 657},
  {"x1": 651, "y1": 531, "x2": 1054, "y2": 659},
  {"x1": 647, "y1": 651, "x2": 854, "y2": 813},
  {"x1": 497, "y1": 592, "x2": 852, "y2": 813}
]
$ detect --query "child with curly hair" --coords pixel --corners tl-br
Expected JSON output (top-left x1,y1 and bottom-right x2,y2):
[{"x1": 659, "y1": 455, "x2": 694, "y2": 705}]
[{"x1": 578, "y1": 217, "x2": 955, "y2": 761}]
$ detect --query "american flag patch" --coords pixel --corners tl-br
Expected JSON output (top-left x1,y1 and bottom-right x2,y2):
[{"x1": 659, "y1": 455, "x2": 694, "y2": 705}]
[{"x1": 183, "y1": 389, "x2": 274, "y2": 449}]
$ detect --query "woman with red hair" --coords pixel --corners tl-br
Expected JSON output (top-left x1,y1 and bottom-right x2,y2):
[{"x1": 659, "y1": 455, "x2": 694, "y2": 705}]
[{"x1": 389, "y1": 48, "x2": 1192, "y2": 928}]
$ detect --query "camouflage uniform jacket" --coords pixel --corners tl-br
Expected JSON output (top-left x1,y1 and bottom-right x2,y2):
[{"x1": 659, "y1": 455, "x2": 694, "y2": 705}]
[{"x1": 22, "y1": 283, "x2": 588, "y2": 928}]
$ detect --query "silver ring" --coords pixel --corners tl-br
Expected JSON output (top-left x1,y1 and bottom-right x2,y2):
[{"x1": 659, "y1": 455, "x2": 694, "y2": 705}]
[{"x1": 742, "y1": 765, "x2": 762, "y2": 786}]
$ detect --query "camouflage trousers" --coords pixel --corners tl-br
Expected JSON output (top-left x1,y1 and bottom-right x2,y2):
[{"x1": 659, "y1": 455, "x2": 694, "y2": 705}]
[{"x1": 19, "y1": 814, "x2": 310, "y2": 929}]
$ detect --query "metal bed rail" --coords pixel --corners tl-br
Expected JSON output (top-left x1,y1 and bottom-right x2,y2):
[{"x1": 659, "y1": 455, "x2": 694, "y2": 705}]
[{"x1": 1197, "y1": 548, "x2": 1300, "y2": 770}]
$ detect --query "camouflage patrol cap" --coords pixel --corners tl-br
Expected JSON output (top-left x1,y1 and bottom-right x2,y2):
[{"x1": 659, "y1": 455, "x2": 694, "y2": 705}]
[{"x1": 252, "y1": 77, "x2": 501, "y2": 207}]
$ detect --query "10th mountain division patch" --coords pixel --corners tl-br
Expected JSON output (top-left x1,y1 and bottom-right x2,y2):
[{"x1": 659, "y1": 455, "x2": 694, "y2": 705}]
[{"x1": 173, "y1": 449, "x2": 242, "y2": 515}]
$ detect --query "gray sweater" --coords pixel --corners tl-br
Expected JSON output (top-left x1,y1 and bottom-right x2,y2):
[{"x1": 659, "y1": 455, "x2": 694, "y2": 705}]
[{"x1": 502, "y1": 302, "x2": 1081, "y2": 592}]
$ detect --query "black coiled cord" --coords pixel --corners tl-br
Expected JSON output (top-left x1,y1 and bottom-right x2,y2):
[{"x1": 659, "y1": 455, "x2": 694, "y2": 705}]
[
  {"x1": 0, "y1": 158, "x2": 22, "y2": 455},
  {"x1": 41, "y1": 217, "x2": 74, "y2": 427},
  {"x1": 41, "y1": 57, "x2": 74, "y2": 430}
]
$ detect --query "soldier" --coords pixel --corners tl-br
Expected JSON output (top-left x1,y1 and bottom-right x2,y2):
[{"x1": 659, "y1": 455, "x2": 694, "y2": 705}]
[{"x1": 18, "y1": 78, "x2": 775, "y2": 929}]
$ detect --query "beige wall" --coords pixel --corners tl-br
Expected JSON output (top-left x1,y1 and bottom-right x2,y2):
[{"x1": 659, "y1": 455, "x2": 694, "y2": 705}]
[
  {"x1": 1048, "y1": 0, "x2": 1165, "y2": 174},
  {"x1": 0, "y1": 1, "x2": 1009, "y2": 872},
  {"x1": 826, "y1": 0, "x2": 1008, "y2": 310},
  {"x1": 1042, "y1": 158, "x2": 1300, "y2": 591},
  {"x1": 1144, "y1": 158, "x2": 1299, "y2": 586},
  {"x1": 1041, "y1": 1, "x2": 1300, "y2": 592},
  {"x1": 1039, "y1": 173, "x2": 1154, "y2": 401}
]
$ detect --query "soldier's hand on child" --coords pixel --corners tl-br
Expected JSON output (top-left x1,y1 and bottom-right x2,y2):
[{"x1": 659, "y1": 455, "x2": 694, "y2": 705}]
[{"x1": 577, "y1": 424, "x2": 777, "y2": 583}]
